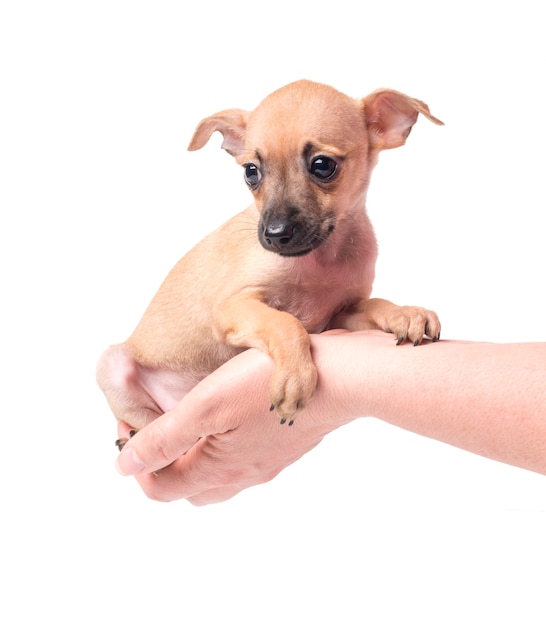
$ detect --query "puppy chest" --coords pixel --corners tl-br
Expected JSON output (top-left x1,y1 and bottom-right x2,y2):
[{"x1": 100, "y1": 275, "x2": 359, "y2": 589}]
[{"x1": 263, "y1": 282, "x2": 349, "y2": 333}]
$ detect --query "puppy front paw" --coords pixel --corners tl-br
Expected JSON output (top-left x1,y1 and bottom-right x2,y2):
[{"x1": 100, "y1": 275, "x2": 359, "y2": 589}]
[
  {"x1": 268, "y1": 361, "x2": 319, "y2": 426},
  {"x1": 386, "y1": 305, "x2": 441, "y2": 345}
]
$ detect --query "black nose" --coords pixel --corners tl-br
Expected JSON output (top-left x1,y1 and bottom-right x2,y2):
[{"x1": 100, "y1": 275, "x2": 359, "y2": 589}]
[{"x1": 263, "y1": 219, "x2": 295, "y2": 247}]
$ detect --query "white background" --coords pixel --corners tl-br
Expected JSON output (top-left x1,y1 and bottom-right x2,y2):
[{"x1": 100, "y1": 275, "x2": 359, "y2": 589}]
[{"x1": 2, "y1": 1, "x2": 545, "y2": 624}]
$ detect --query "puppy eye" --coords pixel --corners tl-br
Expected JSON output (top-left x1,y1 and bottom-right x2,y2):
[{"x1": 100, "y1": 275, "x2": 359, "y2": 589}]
[
  {"x1": 310, "y1": 156, "x2": 337, "y2": 180},
  {"x1": 243, "y1": 163, "x2": 262, "y2": 187}
]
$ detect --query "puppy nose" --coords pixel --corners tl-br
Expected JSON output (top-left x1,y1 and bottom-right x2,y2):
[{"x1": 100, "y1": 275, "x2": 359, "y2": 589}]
[{"x1": 263, "y1": 219, "x2": 294, "y2": 246}]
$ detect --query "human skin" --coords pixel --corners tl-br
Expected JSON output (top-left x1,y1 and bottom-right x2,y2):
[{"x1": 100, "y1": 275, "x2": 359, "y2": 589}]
[{"x1": 114, "y1": 330, "x2": 546, "y2": 505}]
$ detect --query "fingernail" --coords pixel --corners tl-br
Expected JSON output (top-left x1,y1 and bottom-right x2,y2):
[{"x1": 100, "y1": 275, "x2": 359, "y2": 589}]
[{"x1": 115, "y1": 446, "x2": 145, "y2": 476}]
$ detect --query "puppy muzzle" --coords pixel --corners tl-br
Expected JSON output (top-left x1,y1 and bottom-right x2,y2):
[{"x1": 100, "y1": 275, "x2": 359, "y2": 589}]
[{"x1": 258, "y1": 210, "x2": 335, "y2": 257}]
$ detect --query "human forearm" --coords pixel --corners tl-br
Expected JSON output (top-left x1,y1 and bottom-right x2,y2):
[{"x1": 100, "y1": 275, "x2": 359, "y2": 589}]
[{"x1": 312, "y1": 331, "x2": 546, "y2": 474}]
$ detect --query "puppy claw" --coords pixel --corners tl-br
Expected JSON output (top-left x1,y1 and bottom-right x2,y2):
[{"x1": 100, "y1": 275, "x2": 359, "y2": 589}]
[
  {"x1": 279, "y1": 416, "x2": 296, "y2": 426},
  {"x1": 396, "y1": 336, "x2": 405, "y2": 345},
  {"x1": 114, "y1": 429, "x2": 137, "y2": 451},
  {"x1": 270, "y1": 399, "x2": 292, "y2": 424},
  {"x1": 115, "y1": 438, "x2": 128, "y2": 451}
]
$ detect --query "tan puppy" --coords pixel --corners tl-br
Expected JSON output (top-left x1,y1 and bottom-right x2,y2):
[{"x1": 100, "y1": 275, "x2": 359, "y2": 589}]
[{"x1": 97, "y1": 79, "x2": 442, "y2": 442}]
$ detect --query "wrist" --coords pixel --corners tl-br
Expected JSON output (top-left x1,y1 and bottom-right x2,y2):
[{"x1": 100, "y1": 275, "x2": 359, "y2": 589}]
[{"x1": 308, "y1": 331, "x2": 378, "y2": 429}]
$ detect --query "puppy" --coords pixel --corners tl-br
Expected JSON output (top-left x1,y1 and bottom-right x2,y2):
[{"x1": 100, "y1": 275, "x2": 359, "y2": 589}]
[{"x1": 97, "y1": 79, "x2": 442, "y2": 444}]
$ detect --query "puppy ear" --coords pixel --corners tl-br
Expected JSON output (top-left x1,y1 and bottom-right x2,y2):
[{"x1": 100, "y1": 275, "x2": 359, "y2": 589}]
[
  {"x1": 363, "y1": 89, "x2": 444, "y2": 150},
  {"x1": 187, "y1": 109, "x2": 248, "y2": 157}
]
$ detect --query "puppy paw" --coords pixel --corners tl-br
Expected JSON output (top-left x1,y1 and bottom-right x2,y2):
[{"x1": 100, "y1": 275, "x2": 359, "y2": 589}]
[
  {"x1": 268, "y1": 361, "x2": 319, "y2": 426},
  {"x1": 387, "y1": 305, "x2": 441, "y2": 345},
  {"x1": 115, "y1": 429, "x2": 137, "y2": 451}
]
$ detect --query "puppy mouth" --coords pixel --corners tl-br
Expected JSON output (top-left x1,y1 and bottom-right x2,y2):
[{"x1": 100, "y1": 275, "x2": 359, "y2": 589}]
[
  {"x1": 277, "y1": 232, "x2": 327, "y2": 257},
  {"x1": 259, "y1": 213, "x2": 335, "y2": 257},
  {"x1": 279, "y1": 247, "x2": 314, "y2": 258}
]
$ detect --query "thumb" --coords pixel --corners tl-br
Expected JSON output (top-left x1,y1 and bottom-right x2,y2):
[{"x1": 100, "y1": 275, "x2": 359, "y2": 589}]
[{"x1": 115, "y1": 401, "x2": 208, "y2": 476}]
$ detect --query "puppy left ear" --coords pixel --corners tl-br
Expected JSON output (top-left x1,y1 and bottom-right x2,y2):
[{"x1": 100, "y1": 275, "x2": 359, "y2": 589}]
[
  {"x1": 188, "y1": 108, "x2": 248, "y2": 158},
  {"x1": 363, "y1": 89, "x2": 444, "y2": 150}
]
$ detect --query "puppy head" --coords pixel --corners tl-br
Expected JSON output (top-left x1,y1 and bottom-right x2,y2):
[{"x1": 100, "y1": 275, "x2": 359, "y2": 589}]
[{"x1": 189, "y1": 80, "x2": 443, "y2": 257}]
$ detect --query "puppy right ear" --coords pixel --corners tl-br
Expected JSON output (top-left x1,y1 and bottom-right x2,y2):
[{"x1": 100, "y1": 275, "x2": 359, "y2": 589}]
[
  {"x1": 363, "y1": 90, "x2": 443, "y2": 151},
  {"x1": 187, "y1": 109, "x2": 248, "y2": 157}
]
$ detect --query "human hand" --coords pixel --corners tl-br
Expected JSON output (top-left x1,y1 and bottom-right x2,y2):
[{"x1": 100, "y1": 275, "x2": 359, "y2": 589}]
[{"x1": 115, "y1": 332, "x2": 355, "y2": 505}]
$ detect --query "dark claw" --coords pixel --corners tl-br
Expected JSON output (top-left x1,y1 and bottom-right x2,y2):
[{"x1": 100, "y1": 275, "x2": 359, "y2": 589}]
[
  {"x1": 269, "y1": 404, "x2": 275, "y2": 412},
  {"x1": 396, "y1": 336, "x2": 405, "y2": 345},
  {"x1": 288, "y1": 420, "x2": 294, "y2": 426},
  {"x1": 115, "y1": 429, "x2": 137, "y2": 452},
  {"x1": 413, "y1": 339, "x2": 421, "y2": 347},
  {"x1": 280, "y1": 417, "x2": 287, "y2": 425}
]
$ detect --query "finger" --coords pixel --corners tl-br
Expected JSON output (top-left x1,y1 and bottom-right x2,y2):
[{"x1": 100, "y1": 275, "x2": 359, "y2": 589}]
[
  {"x1": 115, "y1": 398, "x2": 219, "y2": 476},
  {"x1": 130, "y1": 436, "x2": 248, "y2": 503},
  {"x1": 135, "y1": 466, "x2": 245, "y2": 505},
  {"x1": 187, "y1": 486, "x2": 245, "y2": 506},
  {"x1": 130, "y1": 441, "x2": 210, "y2": 501}
]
